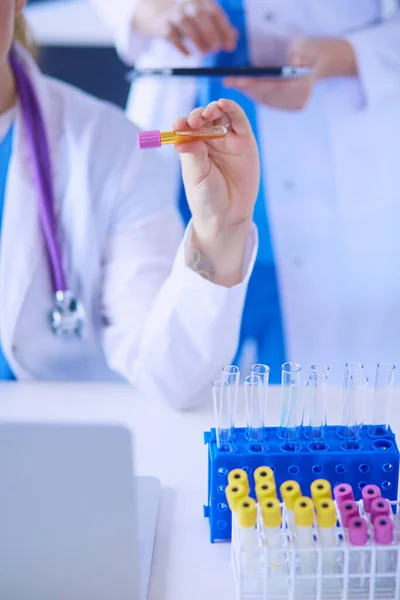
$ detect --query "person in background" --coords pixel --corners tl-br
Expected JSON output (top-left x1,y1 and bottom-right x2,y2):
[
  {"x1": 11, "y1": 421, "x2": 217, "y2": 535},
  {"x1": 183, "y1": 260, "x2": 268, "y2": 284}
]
[
  {"x1": 92, "y1": 0, "x2": 400, "y2": 383},
  {"x1": 0, "y1": 0, "x2": 261, "y2": 408}
]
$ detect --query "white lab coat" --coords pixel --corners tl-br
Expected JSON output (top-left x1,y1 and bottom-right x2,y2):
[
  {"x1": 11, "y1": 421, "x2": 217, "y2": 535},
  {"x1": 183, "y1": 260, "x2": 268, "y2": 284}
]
[
  {"x1": 92, "y1": 0, "x2": 400, "y2": 384},
  {"x1": 2, "y1": 46, "x2": 257, "y2": 408}
]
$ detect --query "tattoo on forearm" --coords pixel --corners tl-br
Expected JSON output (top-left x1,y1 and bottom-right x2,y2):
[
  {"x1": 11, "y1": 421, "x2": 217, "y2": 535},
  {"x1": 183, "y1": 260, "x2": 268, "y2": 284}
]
[{"x1": 187, "y1": 248, "x2": 215, "y2": 281}]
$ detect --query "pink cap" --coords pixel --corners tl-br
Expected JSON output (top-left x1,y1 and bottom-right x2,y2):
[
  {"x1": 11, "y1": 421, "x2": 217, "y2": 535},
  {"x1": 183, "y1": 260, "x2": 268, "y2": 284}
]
[
  {"x1": 348, "y1": 516, "x2": 368, "y2": 546},
  {"x1": 334, "y1": 484, "x2": 354, "y2": 507},
  {"x1": 370, "y1": 498, "x2": 391, "y2": 524},
  {"x1": 138, "y1": 130, "x2": 162, "y2": 150},
  {"x1": 362, "y1": 485, "x2": 381, "y2": 513},
  {"x1": 374, "y1": 516, "x2": 394, "y2": 545},
  {"x1": 340, "y1": 500, "x2": 360, "y2": 527}
]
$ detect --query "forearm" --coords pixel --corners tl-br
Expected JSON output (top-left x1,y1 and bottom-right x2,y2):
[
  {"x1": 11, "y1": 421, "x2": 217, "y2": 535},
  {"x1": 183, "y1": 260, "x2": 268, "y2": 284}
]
[{"x1": 189, "y1": 220, "x2": 252, "y2": 287}]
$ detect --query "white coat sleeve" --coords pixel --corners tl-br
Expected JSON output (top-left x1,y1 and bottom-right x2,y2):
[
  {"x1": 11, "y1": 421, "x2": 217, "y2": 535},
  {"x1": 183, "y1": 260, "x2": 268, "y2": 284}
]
[
  {"x1": 347, "y1": 11, "x2": 400, "y2": 109},
  {"x1": 89, "y1": 0, "x2": 152, "y2": 64},
  {"x1": 100, "y1": 138, "x2": 257, "y2": 410}
]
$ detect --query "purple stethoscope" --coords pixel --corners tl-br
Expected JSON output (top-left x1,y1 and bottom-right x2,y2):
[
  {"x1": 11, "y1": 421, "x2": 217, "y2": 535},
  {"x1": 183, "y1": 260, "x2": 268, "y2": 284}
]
[{"x1": 9, "y1": 49, "x2": 84, "y2": 337}]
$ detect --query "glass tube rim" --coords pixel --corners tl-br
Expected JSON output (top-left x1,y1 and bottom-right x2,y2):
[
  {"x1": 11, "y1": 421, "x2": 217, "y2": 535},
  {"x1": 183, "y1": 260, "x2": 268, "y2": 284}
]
[
  {"x1": 311, "y1": 363, "x2": 330, "y2": 374},
  {"x1": 251, "y1": 363, "x2": 271, "y2": 375},
  {"x1": 308, "y1": 372, "x2": 328, "y2": 385},
  {"x1": 350, "y1": 374, "x2": 369, "y2": 385},
  {"x1": 282, "y1": 361, "x2": 301, "y2": 373},
  {"x1": 222, "y1": 365, "x2": 240, "y2": 375},
  {"x1": 212, "y1": 378, "x2": 229, "y2": 390},
  {"x1": 345, "y1": 361, "x2": 364, "y2": 372},
  {"x1": 244, "y1": 374, "x2": 262, "y2": 387},
  {"x1": 377, "y1": 361, "x2": 396, "y2": 372}
]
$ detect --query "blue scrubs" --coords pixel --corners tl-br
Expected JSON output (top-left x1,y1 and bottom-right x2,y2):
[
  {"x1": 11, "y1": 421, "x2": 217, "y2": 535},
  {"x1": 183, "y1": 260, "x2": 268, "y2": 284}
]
[
  {"x1": 178, "y1": 0, "x2": 285, "y2": 382},
  {"x1": 0, "y1": 125, "x2": 16, "y2": 380}
]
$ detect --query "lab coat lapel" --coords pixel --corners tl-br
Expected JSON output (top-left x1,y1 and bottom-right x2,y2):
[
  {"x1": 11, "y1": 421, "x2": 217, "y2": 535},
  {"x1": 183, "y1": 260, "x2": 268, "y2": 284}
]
[
  {"x1": 0, "y1": 105, "x2": 46, "y2": 348},
  {"x1": 0, "y1": 48, "x2": 63, "y2": 349}
]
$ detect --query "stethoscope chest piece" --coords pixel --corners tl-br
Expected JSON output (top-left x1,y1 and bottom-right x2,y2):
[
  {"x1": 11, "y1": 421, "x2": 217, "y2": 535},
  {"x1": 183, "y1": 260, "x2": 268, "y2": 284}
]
[{"x1": 50, "y1": 291, "x2": 85, "y2": 337}]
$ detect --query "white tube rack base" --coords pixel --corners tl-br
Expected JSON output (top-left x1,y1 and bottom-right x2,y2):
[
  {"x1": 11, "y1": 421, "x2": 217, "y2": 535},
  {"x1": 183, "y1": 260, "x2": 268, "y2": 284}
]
[{"x1": 231, "y1": 501, "x2": 400, "y2": 600}]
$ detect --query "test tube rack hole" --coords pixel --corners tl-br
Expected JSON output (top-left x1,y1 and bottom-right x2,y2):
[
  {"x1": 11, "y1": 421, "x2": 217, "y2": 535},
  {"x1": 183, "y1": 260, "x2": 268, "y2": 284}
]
[{"x1": 204, "y1": 425, "x2": 400, "y2": 543}]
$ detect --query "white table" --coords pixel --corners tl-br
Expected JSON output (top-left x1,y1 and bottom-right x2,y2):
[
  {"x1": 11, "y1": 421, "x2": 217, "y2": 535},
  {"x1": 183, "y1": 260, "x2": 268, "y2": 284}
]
[
  {"x1": 25, "y1": 0, "x2": 114, "y2": 46},
  {"x1": 0, "y1": 383, "x2": 397, "y2": 599}
]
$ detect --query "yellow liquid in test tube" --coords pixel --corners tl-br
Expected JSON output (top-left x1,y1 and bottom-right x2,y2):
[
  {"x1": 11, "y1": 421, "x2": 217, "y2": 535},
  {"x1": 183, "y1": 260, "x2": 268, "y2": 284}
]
[{"x1": 138, "y1": 126, "x2": 228, "y2": 149}]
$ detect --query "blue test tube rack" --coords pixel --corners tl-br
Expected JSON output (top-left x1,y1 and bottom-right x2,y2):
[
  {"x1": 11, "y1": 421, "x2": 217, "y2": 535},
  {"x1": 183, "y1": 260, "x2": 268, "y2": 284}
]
[{"x1": 203, "y1": 424, "x2": 400, "y2": 543}]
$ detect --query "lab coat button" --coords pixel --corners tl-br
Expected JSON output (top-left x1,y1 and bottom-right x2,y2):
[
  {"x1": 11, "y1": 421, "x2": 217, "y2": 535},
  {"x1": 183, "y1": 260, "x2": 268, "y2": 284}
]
[
  {"x1": 264, "y1": 12, "x2": 274, "y2": 21},
  {"x1": 292, "y1": 258, "x2": 303, "y2": 268},
  {"x1": 12, "y1": 345, "x2": 18, "y2": 354}
]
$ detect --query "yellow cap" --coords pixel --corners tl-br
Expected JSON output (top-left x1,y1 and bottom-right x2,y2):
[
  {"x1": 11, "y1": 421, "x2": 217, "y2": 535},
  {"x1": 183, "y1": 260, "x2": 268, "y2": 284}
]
[
  {"x1": 228, "y1": 469, "x2": 250, "y2": 495},
  {"x1": 256, "y1": 481, "x2": 277, "y2": 503},
  {"x1": 225, "y1": 483, "x2": 247, "y2": 511},
  {"x1": 294, "y1": 496, "x2": 314, "y2": 527},
  {"x1": 254, "y1": 466, "x2": 275, "y2": 485},
  {"x1": 261, "y1": 498, "x2": 281, "y2": 528},
  {"x1": 237, "y1": 497, "x2": 257, "y2": 528},
  {"x1": 316, "y1": 498, "x2": 336, "y2": 529},
  {"x1": 311, "y1": 479, "x2": 332, "y2": 505},
  {"x1": 280, "y1": 480, "x2": 302, "y2": 510}
]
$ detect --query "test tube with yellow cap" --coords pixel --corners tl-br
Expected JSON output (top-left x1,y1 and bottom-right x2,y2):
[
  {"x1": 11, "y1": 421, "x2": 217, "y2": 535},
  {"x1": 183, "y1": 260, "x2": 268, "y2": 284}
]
[
  {"x1": 316, "y1": 498, "x2": 338, "y2": 574},
  {"x1": 310, "y1": 479, "x2": 332, "y2": 506},
  {"x1": 254, "y1": 466, "x2": 275, "y2": 486},
  {"x1": 228, "y1": 469, "x2": 250, "y2": 496},
  {"x1": 280, "y1": 480, "x2": 302, "y2": 530},
  {"x1": 226, "y1": 483, "x2": 247, "y2": 512},
  {"x1": 294, "y1": 496, "x2": 316, "y2": 574},
  {"x1": 225, "y1": 482, "x2": 247, "y2": 548},
  {"x1": 256, "y1": 481, "x2": 277, "y2": 504},
  {"x1": 260, "y1": 498, "x2": 286, "y2": 581},
  {"x1": 236, "y1": 497, "x2": 259, "y2": 574}
]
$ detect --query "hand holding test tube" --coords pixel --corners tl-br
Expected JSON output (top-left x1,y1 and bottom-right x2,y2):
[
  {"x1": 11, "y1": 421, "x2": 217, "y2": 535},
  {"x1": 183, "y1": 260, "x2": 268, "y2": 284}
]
[{"x1": 140, "y1": 100, "x2": 260, "y2": 290}]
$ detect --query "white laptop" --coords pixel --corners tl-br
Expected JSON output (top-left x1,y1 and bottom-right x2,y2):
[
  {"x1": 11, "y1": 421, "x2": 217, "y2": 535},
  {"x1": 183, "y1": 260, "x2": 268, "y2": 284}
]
[{"x1": 0, "y1": 422, "x2": 160, "y2": 600}]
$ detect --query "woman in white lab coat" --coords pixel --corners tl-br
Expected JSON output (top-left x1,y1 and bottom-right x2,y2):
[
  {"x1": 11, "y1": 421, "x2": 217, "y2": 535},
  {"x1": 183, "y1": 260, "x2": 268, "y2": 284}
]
[
  {"x1": 0, "y1": 0, "x2": 260, "y2": 408},
  {"x1": 92, "y1": 0, "x2": 400, "y2": 384}
]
